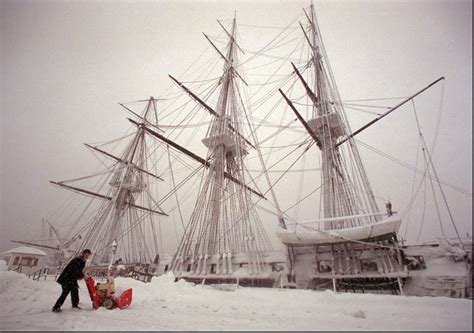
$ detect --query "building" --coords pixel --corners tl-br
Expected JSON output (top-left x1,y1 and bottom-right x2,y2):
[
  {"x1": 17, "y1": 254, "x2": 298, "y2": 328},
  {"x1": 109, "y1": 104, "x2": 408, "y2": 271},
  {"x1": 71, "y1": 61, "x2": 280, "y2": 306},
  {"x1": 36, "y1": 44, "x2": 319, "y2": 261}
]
[{"x1": 1, "y1": 246, "x2": 47, "y2": 275}]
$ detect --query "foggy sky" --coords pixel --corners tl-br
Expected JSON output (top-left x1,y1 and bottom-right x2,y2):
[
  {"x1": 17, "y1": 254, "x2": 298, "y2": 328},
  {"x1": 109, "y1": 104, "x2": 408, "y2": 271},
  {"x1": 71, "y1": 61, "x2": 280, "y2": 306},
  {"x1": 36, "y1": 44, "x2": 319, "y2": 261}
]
[{"x1": 1, "y1": 0, "x2": 472, "y2": 253}]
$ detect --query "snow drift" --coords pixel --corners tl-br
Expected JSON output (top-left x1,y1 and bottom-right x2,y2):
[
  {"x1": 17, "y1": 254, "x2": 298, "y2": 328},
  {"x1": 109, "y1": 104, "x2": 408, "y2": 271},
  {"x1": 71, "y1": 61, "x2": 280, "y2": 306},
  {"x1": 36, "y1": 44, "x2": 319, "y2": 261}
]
[{"x1": 0, "y1": 260, "x2": 471, "y2": 331}]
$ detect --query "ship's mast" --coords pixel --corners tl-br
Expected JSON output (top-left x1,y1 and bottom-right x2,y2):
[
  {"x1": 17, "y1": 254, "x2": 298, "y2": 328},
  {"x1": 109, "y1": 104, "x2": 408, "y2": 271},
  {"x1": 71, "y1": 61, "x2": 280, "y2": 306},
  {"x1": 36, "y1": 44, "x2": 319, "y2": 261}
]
[
  {"x1": 165, "y1": 15, "x2": 273, "y2": 279},
  {"x1": 100, "y1": 97, "x2": 162, "y2": 263},
  {"x1": 206, "y1": 17, "x2": 237, "y2": 251},
  {"x1": 281, "y1": 4, "x2": 381, "y2": 229},
  {"x1": 102, "y1": 121, "x2": 145, "y2": 261},
  {"x1": 276, "y1": 4, "x2": 409, "y2": 292},
  {"x1": 50, "y1": 97, "x2": 167, "y2": 265},
  {"x1": 309, "y1": 5, "x2": 333, "y2": 220}
]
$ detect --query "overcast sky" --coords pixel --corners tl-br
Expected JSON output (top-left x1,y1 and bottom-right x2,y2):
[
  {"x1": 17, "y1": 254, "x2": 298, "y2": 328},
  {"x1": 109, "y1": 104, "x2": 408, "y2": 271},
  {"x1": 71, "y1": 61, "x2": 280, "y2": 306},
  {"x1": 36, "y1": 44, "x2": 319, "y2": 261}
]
[{"x1": 1, "y1": 0, "x2": 472, "y2": 253}]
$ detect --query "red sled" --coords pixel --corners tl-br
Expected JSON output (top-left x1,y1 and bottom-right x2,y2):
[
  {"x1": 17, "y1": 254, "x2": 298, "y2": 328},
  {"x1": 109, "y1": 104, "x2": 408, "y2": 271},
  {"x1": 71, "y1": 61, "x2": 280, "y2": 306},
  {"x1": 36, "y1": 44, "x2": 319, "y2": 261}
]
[{"x1": 85, "y1": 276, "x2": 132, "y2": 310}]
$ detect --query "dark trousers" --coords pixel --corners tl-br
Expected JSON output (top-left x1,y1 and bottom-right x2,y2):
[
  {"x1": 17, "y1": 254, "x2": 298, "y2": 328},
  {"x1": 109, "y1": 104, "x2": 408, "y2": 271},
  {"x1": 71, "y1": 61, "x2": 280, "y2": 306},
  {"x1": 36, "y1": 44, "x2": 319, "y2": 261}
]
[{"x1": 53, "y1": 283, "x2": 79, "y2": 309}]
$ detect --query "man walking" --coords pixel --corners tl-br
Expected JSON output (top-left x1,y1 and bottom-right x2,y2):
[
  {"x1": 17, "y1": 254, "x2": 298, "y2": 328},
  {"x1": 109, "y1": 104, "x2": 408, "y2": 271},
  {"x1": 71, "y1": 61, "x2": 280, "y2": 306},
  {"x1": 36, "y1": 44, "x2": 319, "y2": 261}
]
[{"x1": 52, "y1": 249, "x2": 92, "y2": 312}]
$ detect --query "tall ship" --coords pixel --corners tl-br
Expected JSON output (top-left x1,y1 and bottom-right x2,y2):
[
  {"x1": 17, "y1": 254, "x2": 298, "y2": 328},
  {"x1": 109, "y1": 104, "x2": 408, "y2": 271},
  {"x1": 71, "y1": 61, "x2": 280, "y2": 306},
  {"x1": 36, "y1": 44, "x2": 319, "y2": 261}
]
[
  {"x1": 45, "y1": 97, "x2": 171, "y2": 277},
  {"x1": 263, "y1": 3, "x2": 408, "y2": 293},
  {"x1": 133, "y1": 15, "x2": 288, "y2": 286},
  {"x1": 13, "y1": 2, "x2": 470, "y2": 297},
  {"x1": 225, "y1": 3, "x2": 471, "y2": 296}
]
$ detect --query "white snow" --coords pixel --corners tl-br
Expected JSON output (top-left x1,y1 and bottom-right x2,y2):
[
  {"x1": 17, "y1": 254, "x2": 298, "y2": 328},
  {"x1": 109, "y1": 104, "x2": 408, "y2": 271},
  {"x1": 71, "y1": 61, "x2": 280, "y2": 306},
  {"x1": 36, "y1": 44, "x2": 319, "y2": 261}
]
[
  {"x1": 2, "y1": 246, "x2": 47, "y2": 256},
  {"x1": 0, "y1": 260, "x2": 471, "y2": 331}
]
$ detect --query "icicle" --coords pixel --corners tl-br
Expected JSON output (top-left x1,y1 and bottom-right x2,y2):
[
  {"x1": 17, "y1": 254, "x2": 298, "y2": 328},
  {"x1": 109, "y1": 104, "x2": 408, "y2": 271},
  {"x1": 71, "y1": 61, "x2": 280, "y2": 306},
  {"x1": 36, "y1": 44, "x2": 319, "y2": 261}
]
[
  {"x1": 195, "y1": 254, "x2": 203, "y2": 275},
  {"x1": 255, "y1": 252, "x2": 262, "y2": 274},
  {"x1": 245, "y1": 236, "x2": 254, "y2": 275},
  {"x1": 201, "y1": 254, "x2": 209, "y2": 275},
  {"x1": 397, "y1": 277, "x2": 404, "y2": 296},
  {"x1": 226, "y1": 251, "x2": 233, "y2": 274},
  {"x1": 220, "y1": 253, "x2": 226, "y2": 275},
  {"x1": 250, "y1": 236, "x2": 262, "y2": 274},
  {"x1": 176, "y1": 255, "x2": 184, "y2": 274},
  {"x1": 217, "y1": 253, "x2": 222, "y2": 275},
  {"x1": 376, "y1": 253, "x2": 384, "y2": 274},
  {"x1": 189, "y1": 256, "x2": 195, "y2": 274}
]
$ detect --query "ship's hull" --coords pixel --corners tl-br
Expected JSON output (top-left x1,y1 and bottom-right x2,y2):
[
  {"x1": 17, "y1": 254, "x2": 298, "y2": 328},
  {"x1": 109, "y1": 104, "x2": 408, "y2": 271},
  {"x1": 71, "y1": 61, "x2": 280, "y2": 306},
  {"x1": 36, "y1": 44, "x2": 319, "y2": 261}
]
[
  {"x1": 402, "y1": 238, "x2": 472, "y2": 298},
  {"x1": 276, "y1": 218, "x2": 401, "y2": 246}
]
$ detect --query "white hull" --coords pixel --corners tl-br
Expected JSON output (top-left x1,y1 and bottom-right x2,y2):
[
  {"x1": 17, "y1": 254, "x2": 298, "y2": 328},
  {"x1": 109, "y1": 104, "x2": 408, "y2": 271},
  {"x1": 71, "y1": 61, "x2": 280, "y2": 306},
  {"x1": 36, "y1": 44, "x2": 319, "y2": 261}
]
[{"x1": 276, "y1": 218, "x2": 401, "y2": 246}]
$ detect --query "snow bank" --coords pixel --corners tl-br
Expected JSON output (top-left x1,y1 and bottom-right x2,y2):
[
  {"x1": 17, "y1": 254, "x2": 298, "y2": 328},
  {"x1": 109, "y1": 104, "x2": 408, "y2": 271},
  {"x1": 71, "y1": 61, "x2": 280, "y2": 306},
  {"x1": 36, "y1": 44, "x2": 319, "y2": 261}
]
[
  {"x1": 0, "y1": 269, "x2": 471, "y2": 331},
  {"x1": 0, "y1": 260, "x2": 32, "y2": 295},
  {"x1": 0, "y1": 260, "x2": 7, "y2": 271}
]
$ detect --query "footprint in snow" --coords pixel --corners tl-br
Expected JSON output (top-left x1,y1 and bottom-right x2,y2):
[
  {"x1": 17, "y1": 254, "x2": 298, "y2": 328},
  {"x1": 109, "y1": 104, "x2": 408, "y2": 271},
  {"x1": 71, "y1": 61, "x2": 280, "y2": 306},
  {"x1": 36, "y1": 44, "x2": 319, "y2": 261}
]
[{"x1": 351, "y1": 309, "x2": 366, "y2": 319}]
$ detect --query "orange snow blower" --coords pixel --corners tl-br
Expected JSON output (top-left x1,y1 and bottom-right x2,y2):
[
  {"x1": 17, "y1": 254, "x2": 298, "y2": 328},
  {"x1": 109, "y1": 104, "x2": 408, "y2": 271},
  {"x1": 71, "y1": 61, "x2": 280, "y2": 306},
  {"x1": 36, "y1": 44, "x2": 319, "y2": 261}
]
[{"x1": 85, "y1": 275, "x2": 132, "y2": 310}]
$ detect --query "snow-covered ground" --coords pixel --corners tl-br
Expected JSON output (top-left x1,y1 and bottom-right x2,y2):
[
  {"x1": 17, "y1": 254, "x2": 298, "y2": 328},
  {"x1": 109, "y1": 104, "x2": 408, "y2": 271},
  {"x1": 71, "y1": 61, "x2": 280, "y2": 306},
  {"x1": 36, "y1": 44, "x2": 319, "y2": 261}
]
[{"x1": 0, "y1": 261, "x2": 471, "y2": 331}]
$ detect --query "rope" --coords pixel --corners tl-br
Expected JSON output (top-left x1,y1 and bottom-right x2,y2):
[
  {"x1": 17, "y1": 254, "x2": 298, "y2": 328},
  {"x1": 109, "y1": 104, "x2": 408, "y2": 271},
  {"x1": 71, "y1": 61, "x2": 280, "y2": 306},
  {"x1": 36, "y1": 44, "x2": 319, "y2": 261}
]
[
  {"x1": 167, "y1": 145, "x2": 187, "y2": 232},
  {"x1": 341, "y1": 97, "x2": 409, "y2": 102},
  {"x1": 411, "y1": 100, "x2": 465, "y2": 246},
  {"x1": 238, "y1": 15, "x2": 302, "y2": 68},
  {"x1": 238, "y1": 23, "x2": 299, "y2": 30},
  {"x1": 402, "y1": 138, "x2": 422, "y2": 240},
  {"x1": 415, "y1": 151, "x2": 428, "y2": 243},
  {"x1": 356, "y1": 140, "x2": 471, "y2": 197}
]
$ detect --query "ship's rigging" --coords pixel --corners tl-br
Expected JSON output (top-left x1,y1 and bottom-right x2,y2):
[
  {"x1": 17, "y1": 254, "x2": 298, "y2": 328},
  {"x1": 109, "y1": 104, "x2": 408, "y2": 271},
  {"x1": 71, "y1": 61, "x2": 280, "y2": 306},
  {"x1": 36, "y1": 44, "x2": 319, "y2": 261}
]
[
  {"x1": 48, "y1": 97, "x2": 171, "y2": 266},
  {"x1": 19, "y1": 3, "x2": 470, "y2": 290}
]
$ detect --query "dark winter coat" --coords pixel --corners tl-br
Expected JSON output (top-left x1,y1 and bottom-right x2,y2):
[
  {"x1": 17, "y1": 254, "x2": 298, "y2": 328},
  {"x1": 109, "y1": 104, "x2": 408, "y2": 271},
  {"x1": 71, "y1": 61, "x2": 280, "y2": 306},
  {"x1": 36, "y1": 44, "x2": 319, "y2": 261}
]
[{"x1": 56, "y1": 256, "x2": 86, "y2": 287}]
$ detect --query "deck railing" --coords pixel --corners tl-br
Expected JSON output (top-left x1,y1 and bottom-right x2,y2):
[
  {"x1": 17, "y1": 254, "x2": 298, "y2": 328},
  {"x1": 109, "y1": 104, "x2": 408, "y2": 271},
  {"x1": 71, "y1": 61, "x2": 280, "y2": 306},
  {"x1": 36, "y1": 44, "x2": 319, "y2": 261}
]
[{"x1": 27, "y1": 267, "x2": 50, "y2": 281}]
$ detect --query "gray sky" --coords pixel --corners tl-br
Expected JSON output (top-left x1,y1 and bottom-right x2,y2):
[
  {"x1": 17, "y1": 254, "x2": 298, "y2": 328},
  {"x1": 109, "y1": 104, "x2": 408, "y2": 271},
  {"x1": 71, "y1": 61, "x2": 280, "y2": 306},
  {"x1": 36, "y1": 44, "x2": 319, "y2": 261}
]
[{"x1": 1, "y1": 0, "x2": 472, "y2": 253}]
